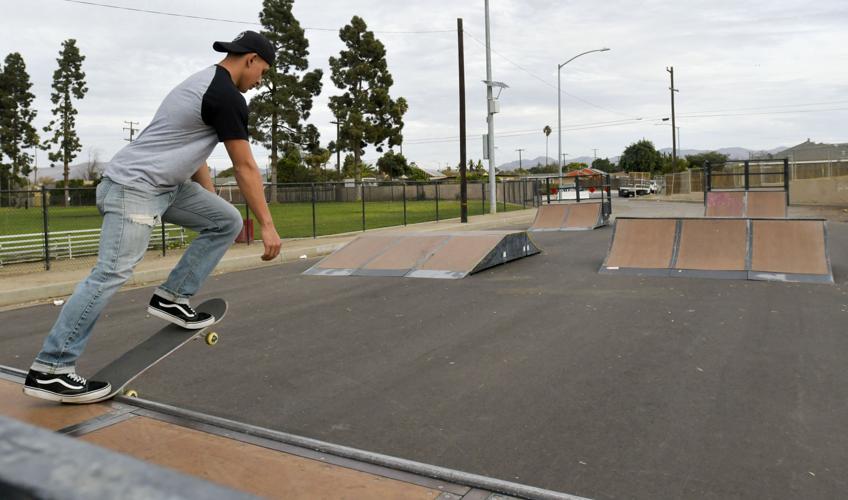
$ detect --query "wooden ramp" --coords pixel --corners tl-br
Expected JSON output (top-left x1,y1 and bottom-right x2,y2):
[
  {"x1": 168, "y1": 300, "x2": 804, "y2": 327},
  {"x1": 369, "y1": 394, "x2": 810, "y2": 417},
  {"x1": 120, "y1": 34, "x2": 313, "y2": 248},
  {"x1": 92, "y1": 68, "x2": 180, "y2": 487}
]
[
  {"x1": 0, "y1": 367, "x2": 584, "y2": 500},
  {"x1": 600, "y1": 217, "x2": 833, "y2": 283},
  {"x1": 303, "y1": 231, "x2": 540, "y2": 279},
  {"x1": 529, "y1": 203, "x2": 608, "y2": 231},
  {"x1": 705, "y1": 190, "x2": 787, "y2": 217}
]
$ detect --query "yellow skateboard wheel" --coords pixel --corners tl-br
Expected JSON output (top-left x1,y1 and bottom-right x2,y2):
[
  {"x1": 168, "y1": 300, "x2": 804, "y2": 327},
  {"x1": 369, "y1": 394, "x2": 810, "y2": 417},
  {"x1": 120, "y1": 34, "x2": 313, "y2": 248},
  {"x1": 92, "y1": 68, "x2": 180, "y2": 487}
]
[
  {"x1": 124, "y1": 389, "x2": 138, "y2": 398},
  {"x1": 205, "y1": 332, "x2": 219, "y2": 345}
]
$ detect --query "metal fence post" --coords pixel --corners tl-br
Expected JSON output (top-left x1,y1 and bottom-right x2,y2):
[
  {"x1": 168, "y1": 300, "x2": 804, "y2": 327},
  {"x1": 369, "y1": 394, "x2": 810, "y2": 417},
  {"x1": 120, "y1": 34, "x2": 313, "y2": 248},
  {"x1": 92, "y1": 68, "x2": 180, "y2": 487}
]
[
  {"x1": 743, "y1": 160, "x2": 750, "y2": 191},
  {"x1": 435, "y1": 182, "x2": 440, "y2": 222},
  {"x1": 783, "y1": 158, "x2": 790, "y2": 206},
  {"x1": 705, "y1": 161, "x2": 711, "y2": 205},
  {"x1": 501, "y1": 182, "x2": 506, "y2": 212},
  {"x1": 576, "y1": 175, "x2": 581, "y2": 203},
  {"x1": 481, "y1": 182, "x2": 485, "y2": 212},
  {"x1": 522, "y1": 178, "x2": 526, "y2": 208},
  {"x1": 42, "y1": 185, "x2": 50, "y2": 271},
  {"x1": 546, "y1": 178, "x2": 551, "y2": 205},
  {"x1": 311, "y1": 183, "x2": 317, "y2": 239},
  {"x1": 361, "y1": 182, "x2": 366, "y2": 232},
  {"x1": 402, "y1": 181, "x2": 407, "y2": 225}
]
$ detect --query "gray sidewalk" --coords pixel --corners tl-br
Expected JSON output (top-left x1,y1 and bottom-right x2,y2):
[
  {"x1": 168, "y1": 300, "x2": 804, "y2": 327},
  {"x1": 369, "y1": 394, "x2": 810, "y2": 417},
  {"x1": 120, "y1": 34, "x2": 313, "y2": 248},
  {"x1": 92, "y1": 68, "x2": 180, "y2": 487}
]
[{"x1": 0, "y1": 209, "x2": 536, "y2": 309}]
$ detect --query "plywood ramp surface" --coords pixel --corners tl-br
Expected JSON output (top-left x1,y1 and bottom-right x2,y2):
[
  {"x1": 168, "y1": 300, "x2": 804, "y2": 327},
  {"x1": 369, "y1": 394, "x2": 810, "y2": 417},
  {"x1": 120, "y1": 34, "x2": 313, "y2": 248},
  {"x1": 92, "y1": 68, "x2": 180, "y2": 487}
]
[
  {"x1": 531, "y1": 204, "x2": 569, "y2": 229},
  {"x1": 705, "y1": 191, "x2": 745, "y2": 217},
  {"x1": 81, "y1": 416, "x2": 442, "y2": 500},
  {"x1": 676, "y1": 219, "x2": 747, "y2": 271},
  {"x1": 564, "y1": 203, "x2": 602, "y2": 229},
  {"x1": 751, "y1": 220, "x2": 828, "y2": 275},
  {"x1": 604, "y1": 219, "x2": 677, "y2": 269},
  {"x1": 0, "y1": 379, "x2": 110, "y2": 430},
  {"x1": 747, "y1": 191, "x2": 787, "y2": 218}
]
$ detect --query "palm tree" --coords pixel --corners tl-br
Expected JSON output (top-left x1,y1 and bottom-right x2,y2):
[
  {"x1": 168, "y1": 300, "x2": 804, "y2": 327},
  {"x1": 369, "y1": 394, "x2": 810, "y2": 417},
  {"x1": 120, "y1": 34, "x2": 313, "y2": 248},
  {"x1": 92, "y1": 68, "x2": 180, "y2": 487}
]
[{"x1": 543, "y1": 125, "x2": 552, "y2": 167}]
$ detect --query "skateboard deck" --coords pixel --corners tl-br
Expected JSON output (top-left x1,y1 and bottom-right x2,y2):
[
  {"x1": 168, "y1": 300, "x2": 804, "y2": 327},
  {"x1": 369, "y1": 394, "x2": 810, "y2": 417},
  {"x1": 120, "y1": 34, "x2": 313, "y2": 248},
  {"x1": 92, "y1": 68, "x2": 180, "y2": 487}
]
[{"x1": 87, "y1": 298, "x2": 227, "y2": 403}]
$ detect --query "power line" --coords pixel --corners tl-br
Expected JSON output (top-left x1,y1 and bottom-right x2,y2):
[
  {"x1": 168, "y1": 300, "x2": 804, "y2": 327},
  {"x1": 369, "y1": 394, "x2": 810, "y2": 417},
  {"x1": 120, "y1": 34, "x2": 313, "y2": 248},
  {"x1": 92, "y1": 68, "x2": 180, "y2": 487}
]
[{"x1": 59, "y1": 0, "x2": 454, "y2": 33}]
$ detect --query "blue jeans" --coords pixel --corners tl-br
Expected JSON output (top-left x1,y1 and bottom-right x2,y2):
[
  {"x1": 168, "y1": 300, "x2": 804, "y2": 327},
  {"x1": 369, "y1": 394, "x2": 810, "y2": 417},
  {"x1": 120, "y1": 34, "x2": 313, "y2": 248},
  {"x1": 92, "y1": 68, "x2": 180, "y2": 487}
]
[{"x1": 31, "y1": 178, "x2": 242, "y2": 374}]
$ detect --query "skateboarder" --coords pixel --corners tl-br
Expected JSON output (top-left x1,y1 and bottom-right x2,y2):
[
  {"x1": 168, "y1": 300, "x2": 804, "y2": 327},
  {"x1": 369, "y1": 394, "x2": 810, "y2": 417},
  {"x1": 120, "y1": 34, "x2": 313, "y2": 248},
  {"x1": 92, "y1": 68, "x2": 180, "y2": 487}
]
[{"x1": 23, "y1": 31, "x2": 281, "y2": 403}]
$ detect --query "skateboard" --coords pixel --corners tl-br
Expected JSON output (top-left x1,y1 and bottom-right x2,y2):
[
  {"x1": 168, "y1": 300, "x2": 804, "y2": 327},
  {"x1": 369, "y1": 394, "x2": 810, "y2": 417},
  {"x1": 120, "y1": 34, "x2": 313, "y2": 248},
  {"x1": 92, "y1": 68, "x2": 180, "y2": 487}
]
[{"x1": 86, "y1": 298, "x2": 228, "y2": 403}]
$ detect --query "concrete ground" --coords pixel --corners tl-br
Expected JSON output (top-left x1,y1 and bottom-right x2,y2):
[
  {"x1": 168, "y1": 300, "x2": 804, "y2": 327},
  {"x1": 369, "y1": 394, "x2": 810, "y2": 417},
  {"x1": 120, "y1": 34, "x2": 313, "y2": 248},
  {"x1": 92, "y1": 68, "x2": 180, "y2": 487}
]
[{"x1": 2, "y1": 198, "x2": 847, "y2": 499}]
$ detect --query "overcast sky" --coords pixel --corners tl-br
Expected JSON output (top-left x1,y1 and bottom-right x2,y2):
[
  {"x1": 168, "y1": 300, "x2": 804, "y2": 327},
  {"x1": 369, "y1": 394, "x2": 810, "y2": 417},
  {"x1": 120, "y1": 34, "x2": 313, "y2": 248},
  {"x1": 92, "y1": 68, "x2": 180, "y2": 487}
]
[{"x1": 2, "y1": 0, "x2": 847, "y2": 173}]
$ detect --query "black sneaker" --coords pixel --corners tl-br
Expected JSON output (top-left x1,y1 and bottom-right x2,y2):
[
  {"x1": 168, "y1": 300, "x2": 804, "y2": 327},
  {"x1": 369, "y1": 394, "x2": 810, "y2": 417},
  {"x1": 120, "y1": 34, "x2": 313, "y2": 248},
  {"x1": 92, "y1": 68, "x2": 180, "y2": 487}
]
[
  {"x1": 23, "y1": 369, "x2": 111, "y2": 404},
  {"x1": 148, "y1": 295, "x2": 215, "y2": 329}
]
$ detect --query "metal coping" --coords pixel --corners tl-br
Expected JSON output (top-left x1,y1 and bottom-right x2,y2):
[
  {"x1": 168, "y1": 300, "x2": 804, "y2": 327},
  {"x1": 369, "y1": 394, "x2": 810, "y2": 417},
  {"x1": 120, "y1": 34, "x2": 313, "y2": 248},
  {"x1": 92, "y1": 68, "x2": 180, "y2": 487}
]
[
  {"x1": 0, "y1": 366, "x2": 587, "y2": 499},
  {"x1": 600, "y1": 217, "x2": 833, "y2": 284}
]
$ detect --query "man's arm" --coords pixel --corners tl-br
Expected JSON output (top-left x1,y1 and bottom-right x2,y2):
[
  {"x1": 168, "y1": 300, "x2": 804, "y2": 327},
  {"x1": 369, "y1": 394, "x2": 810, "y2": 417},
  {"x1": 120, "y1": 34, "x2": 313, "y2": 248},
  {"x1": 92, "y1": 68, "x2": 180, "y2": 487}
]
[
  {"x1": 224, "y1": 139, "x2": 281, "y2": 261},
  {"x1": 191, "y1": 164, "x2": 215, "y2": 193}
]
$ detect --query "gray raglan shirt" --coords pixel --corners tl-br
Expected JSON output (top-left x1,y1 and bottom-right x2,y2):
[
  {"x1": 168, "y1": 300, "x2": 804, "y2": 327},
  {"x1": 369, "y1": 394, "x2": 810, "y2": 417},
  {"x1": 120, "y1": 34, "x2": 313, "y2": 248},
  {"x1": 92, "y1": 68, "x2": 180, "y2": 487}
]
[{"x1": 104, "y1": 65, "x2": 248, "y2": 192}]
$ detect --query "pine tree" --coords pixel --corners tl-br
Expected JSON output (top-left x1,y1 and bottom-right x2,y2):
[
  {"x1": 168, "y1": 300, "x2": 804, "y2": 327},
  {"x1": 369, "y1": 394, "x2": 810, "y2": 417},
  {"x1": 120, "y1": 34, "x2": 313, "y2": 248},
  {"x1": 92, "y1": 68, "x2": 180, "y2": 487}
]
[
  {"x1": 249, "y1": 0, "x2": 323, "y2": 201},
  {"x1": 0, "y1": 53, "x2": 39, "y2": 193},
  {"x1": 43, "y1": 39, "x2": 88, "y2": 207},
  {"x1": 329, "y1": 16, "x2": 407, "y2": 182}
]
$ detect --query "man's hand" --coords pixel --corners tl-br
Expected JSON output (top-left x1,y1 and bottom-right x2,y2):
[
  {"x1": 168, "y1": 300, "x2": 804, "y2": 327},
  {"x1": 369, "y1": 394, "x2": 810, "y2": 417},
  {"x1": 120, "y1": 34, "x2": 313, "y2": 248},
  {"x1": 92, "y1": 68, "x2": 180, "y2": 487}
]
[
  {"x1": 224, "y1": 139, "x2": 281, "y2": 261},
  {"x1": 260, "y1": 223, "x2": 282, "y2": 261}
]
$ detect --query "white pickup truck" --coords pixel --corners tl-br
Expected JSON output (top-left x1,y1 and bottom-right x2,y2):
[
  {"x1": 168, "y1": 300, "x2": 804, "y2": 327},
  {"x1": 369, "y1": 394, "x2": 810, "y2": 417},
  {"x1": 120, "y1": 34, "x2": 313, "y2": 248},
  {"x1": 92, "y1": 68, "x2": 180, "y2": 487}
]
[{"x1": 618, "y1": 179, "x2": 652, "y2": 197}]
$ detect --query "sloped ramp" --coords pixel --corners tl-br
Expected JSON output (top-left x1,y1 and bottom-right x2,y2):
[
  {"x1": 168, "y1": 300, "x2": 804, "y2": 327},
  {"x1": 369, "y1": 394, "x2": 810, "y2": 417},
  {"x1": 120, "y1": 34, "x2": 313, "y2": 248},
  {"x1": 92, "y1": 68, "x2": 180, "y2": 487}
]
[
  {"x1": 600, "y1": 217, "x2": 832, "y2": 283},
  {"x1": 303, "y1": 231, "x2": 540, "y2": 279},
  {"x1": 530, "y1": 202, "x2": 608, "y2": 231},
  {"x1": 705, "y1": 190, "x2": 787, "y2": 217}
]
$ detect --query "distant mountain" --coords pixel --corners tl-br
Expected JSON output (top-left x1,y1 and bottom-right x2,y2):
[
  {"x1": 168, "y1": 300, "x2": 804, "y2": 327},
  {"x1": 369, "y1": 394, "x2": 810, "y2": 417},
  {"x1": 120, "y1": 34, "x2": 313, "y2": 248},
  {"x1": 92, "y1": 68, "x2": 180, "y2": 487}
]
[{"x1": 499, "y1": 155, "x2": 595, "y2": 170}]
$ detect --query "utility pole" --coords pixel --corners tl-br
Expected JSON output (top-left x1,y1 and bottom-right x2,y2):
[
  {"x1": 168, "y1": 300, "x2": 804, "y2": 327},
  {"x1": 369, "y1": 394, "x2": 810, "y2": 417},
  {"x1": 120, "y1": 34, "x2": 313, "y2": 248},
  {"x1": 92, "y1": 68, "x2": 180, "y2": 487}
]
[
  {"x1": 592, "y1": 149, "x2": 598, "y2": 160},
  {"x1": 330, "y1": 120, "x2": 341, "y2": 173},
  {"x1": 484, "y1": 0, "x2": 496, "y2": 214},
  {"x1": 516, "y1": 148, "x2": 525, "y2": 170},
  {"x1": 666, "y1": 67, "x2": 678, "y2": 169},
  {"x1": 123, "y1": 121, "x2": 139, "y2": 143},
  {"x1": 457, "y1": 18, "x2": 468, "y2": 223}
]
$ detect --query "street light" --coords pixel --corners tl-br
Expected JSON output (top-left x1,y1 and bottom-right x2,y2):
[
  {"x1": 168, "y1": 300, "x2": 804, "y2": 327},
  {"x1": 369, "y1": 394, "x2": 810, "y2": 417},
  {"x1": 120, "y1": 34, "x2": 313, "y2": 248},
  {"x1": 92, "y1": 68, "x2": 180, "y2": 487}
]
[
  {"x1": 658, "y1": 117, "x2": 681, "y2": 151},
  {"x1": 558, "y1": 48, "x2": 610, "y2": 179}
]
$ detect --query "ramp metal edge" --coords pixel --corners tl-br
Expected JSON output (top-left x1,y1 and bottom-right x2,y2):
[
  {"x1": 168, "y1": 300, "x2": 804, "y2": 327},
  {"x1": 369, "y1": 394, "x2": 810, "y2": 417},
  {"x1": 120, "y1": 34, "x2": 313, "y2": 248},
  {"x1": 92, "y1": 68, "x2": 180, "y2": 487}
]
[{"x1": 116, "y1": 396, "x2": 587, "y2": 500}]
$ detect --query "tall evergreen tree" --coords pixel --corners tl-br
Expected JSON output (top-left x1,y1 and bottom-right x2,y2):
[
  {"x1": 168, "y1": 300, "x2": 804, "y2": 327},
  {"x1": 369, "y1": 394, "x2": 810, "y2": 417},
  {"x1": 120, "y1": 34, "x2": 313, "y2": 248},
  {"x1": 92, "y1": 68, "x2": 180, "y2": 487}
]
[
  {"x1": 249, "y1": 0, "x2": 323, "y2": 201},
  {"x1": 43, "y1": 39, "x2": 87, "y2": 206},
  {"x1": 0, "y1": 53, "x2": 39, "y2": 193},
  {"x1": 329, "y1": 16, "x2": 407, "y2": 182}
]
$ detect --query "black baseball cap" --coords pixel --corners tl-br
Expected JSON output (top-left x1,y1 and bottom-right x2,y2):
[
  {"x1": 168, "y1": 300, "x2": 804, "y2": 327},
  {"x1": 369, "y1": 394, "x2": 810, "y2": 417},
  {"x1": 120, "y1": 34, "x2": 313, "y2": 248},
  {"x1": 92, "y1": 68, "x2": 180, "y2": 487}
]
[{"x1": 213, "y1": 31, "x2": 275, "y2": 66}]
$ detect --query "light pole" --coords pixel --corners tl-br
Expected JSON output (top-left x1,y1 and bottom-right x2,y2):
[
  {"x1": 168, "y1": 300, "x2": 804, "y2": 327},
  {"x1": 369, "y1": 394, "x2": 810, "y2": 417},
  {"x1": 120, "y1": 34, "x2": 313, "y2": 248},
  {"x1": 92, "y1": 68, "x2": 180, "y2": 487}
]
[
  {"x1": 659, "y1": 117, "x2": 681, "y2": 154},
  {"x1": 558, "y1": 48, "x2": 610, "y2": 180},
  {"x1": 330, "y1": 120, "x2": 340, "y2": 173}
]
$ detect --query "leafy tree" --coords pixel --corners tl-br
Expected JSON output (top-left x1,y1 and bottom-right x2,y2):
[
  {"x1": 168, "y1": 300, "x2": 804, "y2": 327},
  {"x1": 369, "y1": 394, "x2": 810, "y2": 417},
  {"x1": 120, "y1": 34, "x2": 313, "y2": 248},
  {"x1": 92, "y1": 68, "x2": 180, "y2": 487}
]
[
  {"x1": 329, "y1": 16, "x2": 407, "y2": 181},
  {"x1": 0, "y1": 53, "x2": 39, "y2": 196},
  {"x1": 376, "y1": 150, "x2": 408, "y2": 179},
  {"x1": 341, "y1": 153, "x2": 376, "y2": 179},
  {"x1": 250, "y1": 0, "x2": 323, "y2": 198},
  {"x1": 685, "y1": 151, "x2": 729, "y2": 170},
  {"x1": 591, "y1": 157, "x2": 613, "y2": 172},
  {"x1": 565, "y1": 162, "x2": 588, "y2": 171},
  {"x1": 406, "y1": 163, "x2": 428, "y2": 181},
  {"x1": 276, "y1": 148, "x2": 312, "y2": 183},
  {"x1": 618, "y1": 139, "x2": 662, "y2": 173},
  {"x1": 43, "y1": 39, "x2": 87, "y2": 206},
  {"x1": 529, "y1": 163, "x2": 558, "y2": 174},
  {"x1": 659, "y1": 153, "x2": 688, "y2": 174},
  {"x1": 303, "y1": 147, "x2": 331, "y2": 173}
]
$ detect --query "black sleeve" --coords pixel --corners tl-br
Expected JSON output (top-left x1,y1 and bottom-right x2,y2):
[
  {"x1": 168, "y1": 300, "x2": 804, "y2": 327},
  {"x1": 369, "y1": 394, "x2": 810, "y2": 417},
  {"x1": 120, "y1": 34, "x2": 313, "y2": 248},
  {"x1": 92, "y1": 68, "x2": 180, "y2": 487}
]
[{"x1": 201, "y1": 68, "x2": 249, "y2": 142}]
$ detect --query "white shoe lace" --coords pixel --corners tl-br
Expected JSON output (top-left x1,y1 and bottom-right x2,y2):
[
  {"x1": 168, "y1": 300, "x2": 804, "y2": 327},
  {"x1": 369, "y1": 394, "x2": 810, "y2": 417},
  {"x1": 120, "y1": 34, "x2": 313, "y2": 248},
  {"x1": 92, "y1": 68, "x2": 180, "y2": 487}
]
[{"x1": 67, "y1": 373, "x2": 87, "y2": 385}]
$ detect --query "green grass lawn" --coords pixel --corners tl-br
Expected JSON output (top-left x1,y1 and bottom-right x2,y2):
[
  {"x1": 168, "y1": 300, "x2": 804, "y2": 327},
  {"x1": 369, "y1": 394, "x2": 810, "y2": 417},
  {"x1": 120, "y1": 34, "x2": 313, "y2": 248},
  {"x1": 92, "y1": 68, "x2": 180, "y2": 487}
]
[{"x1": 1, "y1": 200, "x2": 526, "y2": 240}]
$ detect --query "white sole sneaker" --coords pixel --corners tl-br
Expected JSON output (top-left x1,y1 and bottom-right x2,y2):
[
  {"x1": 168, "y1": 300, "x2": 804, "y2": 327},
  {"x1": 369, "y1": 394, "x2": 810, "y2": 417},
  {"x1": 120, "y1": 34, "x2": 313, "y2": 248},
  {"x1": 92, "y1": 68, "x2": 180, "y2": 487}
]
[
  {"x1": 23, "y1": 384, "x2": 112, "y2": 404},
  {"x1": 147, "y1": 306, "x2": 215, "y2": 329}
]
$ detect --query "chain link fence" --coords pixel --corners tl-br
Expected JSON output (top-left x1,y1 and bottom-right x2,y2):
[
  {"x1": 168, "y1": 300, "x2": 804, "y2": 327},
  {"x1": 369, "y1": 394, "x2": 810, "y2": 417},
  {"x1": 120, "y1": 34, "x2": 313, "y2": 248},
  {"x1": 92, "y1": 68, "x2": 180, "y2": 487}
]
[{"x1": 0, "y1": 179, "x2": 536, "y2": 275}]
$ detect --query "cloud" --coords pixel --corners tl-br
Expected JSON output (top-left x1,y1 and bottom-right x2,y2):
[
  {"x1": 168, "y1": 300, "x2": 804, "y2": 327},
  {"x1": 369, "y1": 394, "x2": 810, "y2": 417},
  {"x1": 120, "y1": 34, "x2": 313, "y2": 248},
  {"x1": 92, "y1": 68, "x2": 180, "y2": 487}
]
[{"x1": 2, "y1": 0, "x2": 845, "y2": 171}]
